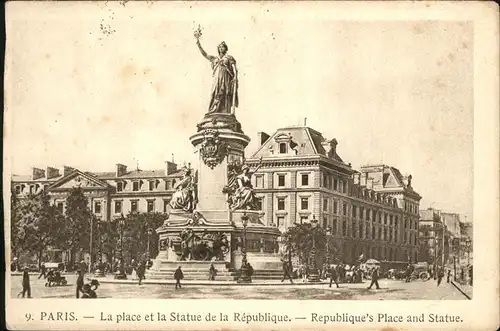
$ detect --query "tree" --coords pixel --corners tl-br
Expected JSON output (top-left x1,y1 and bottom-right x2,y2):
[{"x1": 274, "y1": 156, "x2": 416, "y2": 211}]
[
  {"x1": 284, "y1": 222, "x2": 334, "y2": 268},
  {"x1": 120, "y1": 212, "x2": 167, "y2": 263},
  {"x1": 10, "y1": 188, "x2": 22, "y2": 258},
  {"x1": 13, "y1": 191, "x2": 66, "y2": 267},
  {"x1": 64, "y1": 187, "x2": 92, "y2": 265}
]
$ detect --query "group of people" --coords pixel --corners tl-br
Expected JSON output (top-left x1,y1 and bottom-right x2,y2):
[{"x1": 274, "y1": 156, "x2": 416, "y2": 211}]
[{"x1": 130, "y1": 259, "x2": 149, "y2": 285}]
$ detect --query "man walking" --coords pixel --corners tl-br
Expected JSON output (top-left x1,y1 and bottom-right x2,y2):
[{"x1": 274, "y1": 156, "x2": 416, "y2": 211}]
[
  {"x1": 281, "y1": 261, "x2": 294, "y2": 284},
  {"x1": 137, "y1": 261, "x2": 146, "y2": 286},
  {"x1": 76, "y1": 270, "x2": 84, "y2": 298},
  {"x1": 367, "y1": 266, "x2": 380, "y2": 290},
  {"x1": 446, "y1": 269, "x2": 451, "y2": 283},
  {"x1": 38, "y1": 263, "x2": 47, "y2": 279},
  {"x1": 329, "y1": 265, "x2": 339, "y2": 288},
  {"x1": 437, "y1": 267, "x2": 444, "y2": 286},
  {"x1": 22, "y1": 267, "x2": 32, "y2": 298},
  {"x1": 174, "y1": 266, "x2": 184, "y2": 290}
]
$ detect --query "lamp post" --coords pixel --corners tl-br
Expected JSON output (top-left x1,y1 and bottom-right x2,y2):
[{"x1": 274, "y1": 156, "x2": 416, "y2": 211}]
[
  {"x1": 307, "y1": 215, "x2": 320, "y2": 282},
  {"x1": 114, "y1": 216, "x2": 127, "y2": 280},
  {"x1": 93, "y1": 219, "x2": 105, "y2": 277},
  {"x1": 146, "y1": 228, "x2": 153, "y2": 261},
  {"x1": 325, "y1": 226, "x2": 332, "y2": 265},
  {"x1": 237, "y1": 213, "x2": 252, "y2": 283}
]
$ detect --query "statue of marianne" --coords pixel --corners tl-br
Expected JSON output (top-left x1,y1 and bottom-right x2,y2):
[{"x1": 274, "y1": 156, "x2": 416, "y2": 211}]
[{"x1": 195, "y1": 33, "x2": 239, "y2": 115}]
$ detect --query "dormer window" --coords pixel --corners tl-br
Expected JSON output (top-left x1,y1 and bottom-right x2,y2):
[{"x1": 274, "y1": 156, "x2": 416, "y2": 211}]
[
  {"x1": 132, "y1": 181, "x2": 140, "y2": 191},
  {"x1": 279, "y1": 143, "x2": 287, "y2": 154},
  {"x1": 116, "y1": 182, "x2": 123, "y2": 192},
  {"x1": 15, "y1": 186, "x2": 21, "y2": 194}
]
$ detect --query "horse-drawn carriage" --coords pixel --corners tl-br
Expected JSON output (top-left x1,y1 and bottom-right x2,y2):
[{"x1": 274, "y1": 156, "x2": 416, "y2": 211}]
[{"x1": 45, "y1": 269, "x2": 67, "y2": 286}]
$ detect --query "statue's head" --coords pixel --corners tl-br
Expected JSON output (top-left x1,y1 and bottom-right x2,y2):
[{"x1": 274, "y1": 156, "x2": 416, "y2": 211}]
[
  {"x1": 241, "y1": 164, "x2": 250, "y2": 174},
  {"x1": 218, "y1": 41, "x2": 228, "y2": 55}
]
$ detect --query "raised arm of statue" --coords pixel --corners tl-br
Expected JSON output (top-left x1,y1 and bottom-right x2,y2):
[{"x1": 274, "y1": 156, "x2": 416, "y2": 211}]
[{"x1": 196, "y1": 39, "x2": 215, "y2": 62}]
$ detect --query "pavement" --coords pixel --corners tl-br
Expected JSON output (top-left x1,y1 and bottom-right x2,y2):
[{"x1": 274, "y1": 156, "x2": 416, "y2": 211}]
[
  {"x1": 10, "y1": 273, "x2": 470, "y2": 300},
  {"x1": 450, "y1": 280, "x2": 473, "y2": 299}
]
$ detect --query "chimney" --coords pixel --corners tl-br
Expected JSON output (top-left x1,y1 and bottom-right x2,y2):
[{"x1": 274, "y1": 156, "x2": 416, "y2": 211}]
[
  {"x1": 258, "y1": 132, "x2": 270, "y2": 146},
  {"x1": 32, "y1": 167, "x2": 45, "y2": 180},
  {"x1": 116, "y1": 164, "x2": 127, "y2": 177},
  {"x1": 165, "y1": 161, "x2": 177, "y2": 175},
  {"x1": 46, "y1": 166, "x2": 60, "y2": 179},
  {"x1": 63, "y1": 166, "x2": 76, "y2": 177}
]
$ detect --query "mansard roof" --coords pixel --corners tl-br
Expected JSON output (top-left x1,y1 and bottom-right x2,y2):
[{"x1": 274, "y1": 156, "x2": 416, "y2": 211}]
[{"x1": 251, "y1": 126, "x2": 346, "y2": 164}]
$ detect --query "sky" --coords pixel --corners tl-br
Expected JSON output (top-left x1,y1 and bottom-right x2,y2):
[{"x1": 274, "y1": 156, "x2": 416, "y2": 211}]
[{"x1": 5, "y1": 2, "x2": 473, "y2": 221}]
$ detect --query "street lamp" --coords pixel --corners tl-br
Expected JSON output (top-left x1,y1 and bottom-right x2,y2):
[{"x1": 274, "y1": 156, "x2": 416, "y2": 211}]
[
  {"x1": 93, "y1": 219, "x2": 105, "y2": 277},
  {"x1": 146, "y1": 228, "x2": 153, "y2": 261},
  {"x1": 114, "y1": 216, "x2": 127, "y2": 280},
  {"x1": 237, "y1": 213, "x2": 252, "y2": 283},
  {"x1": 307, "y1": 215, "x2": 320, "y2": 282},
  {"x1": 325, "y1": 226, "x2": 332, "y2": 265}
]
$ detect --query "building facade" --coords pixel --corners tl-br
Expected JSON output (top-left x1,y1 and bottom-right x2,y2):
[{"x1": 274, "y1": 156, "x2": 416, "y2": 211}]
[
  {"x1": 246, "y1": 126, "x2": 421, "y2": 264},
  {"x1": 11, "y1": 162, "x2": 183, "y2": 221}
]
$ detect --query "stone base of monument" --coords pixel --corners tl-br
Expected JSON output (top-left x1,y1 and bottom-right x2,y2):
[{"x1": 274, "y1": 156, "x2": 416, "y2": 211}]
[{"x1": 148, "y1": 210, "x2": 284, "y2": 281}]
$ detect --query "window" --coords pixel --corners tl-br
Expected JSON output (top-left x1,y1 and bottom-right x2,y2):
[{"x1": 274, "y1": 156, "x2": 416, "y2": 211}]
[
  {"x1": 94, "y1": 201, "x2": 102, "y2": 214},
  {"x1": 278, "y1": 175, "x2": 285, "y2": 187},
  {"x1": 29, "y1": 185, "x2": 34, "y2": 195},
  {"x1": 277, "y1": 216, "x2": 285, "y2": 228},
  {"x1": 301, "y1": 174, "x2": 309, "y2": 186},
  {"x1": 15, "y1": 186, "x2": 21, "y2": 194},
  {"x1": 359, "y1": 207, "x2": 364, "y2": 220},
  {"x1": 332, "y1": 219, "x2": 337, "y2": 235},
  {"x1": 255, "y1": 175, "x2": 264, "y2": 188},
  {"x1": 133, "y1": 181, "x2": 140, "y2": 191},
  {"x1": 359, "y1": 224, "x2": 363, "y2": 239},
  {"x1": 277, "y1": 198, "x2": 285, "y2": 211},
  {"x1": 300, "y1": 197, "x2": 309, "y2": 210},
  {"x1": 149, "y1": 181, "x2": 155, "y2": 191},
  {"x1": 384, "y1": 213, "x2": 388, "y2": 224},
  {"x1": 352, "y1": 206, "x2": 357, "y2": 218},
  {"x1": 343, "y1": 203, "x2": 347, "y2": 216},
  {"x1": 131, "y1": 200, "x2": 138, "y2": 213},
  {"x1": 334, "y1": 179, "x2": 338, "y2": 191},
  {"x1": 163, "y1": 200, "x2": 170, "y2": 212},
  {"x1": 57, "y1": 202, "x2": 64, "y2": 213},
  {"x1": 323, "y1": 174, "x2": 328, "y2": 188},
  {"x1": 165, "y1": 180, "x2": 171, "y2": 190},
  {"x1": 115, "y1": 201, "x2": 122, "y2": 214},
  {"x1": 323, "y1": 216, "x2": 328, "y2": 228},
  {"x1": 279, "y1": 143, "x2": 287, "y2": 154},
  {"x1": 365, "y1": 209, "x2": 370, "y2": 221},
  {"x1": 342, "y1": 221, "x2": 347, "y2": 236},
  {"x1": 390, "y1": 215, "x2": 394, "y2": 226},
  {"x1": 333, "y1": 201, "x2": 338, "y2": 214},
  {"x1": 147, "y1": 200, "x2": 155, "y2": 213},
  {"x1": 323, "y1": 198, "x2": 328, "y2": 212},
  {"x1": 300, "y1": 216, "x2": 308, "y2": 224},
  {"x1": 43, "y1": 185, "x2": 48, "y2": 191},
  {"x1": 256, "y1": 198, "x2": 263, "y2": 211},
  {"x1": 117, "y1": 182, "x2": 123, "y2": 192}
]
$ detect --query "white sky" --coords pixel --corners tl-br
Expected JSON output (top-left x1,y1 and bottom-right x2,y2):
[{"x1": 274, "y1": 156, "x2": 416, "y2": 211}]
[{"x1": 5, "y1": 2, "x2": 473, "y2": 221}]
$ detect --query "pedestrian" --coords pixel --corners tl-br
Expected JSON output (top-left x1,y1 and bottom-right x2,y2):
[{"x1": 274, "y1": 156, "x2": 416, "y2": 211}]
[
  {"x1": 246, "y1": 263, "x2": 254, "y2": 278},
  {"x1": 437, "y1": 268, "x2": 444, "y2": 286},
  {"x1": 329, "y1": 265, "x2": 339, "y2": 288},
  {"x1": 281, "y1": 261, "x2": 294, "y2": 284},
  {"x1": 446, "y1": 269, "x2": 451, "y2": 283},
  {"x1": 79, "y1": 260, "x2": 87, "y2": 274},
  {"x1": 174, "y1": 266, "x2": 184, "y2": 289},
  {"x1": 76, "y1": 270, "x2": 84, "y2": 298},
  {"x1": 460, "y1": 267, "x2": 465, "y2": 282},
  {"x1": 468, "y1": 265, "x2": 473, "y2": 286},
  {"x1": 137, "y1": 261, "x2": 146, "y2": 285},
  {"x1": 38, "y1": 263, "x2": 47, "y2": 279},
  {"x1": 80, "y1": 284, "x2": 97, "y2": 299},
  {"x1": 209, "y1": 264, "x2": 218, "y2": 281},
  {"x1": 367, "y1": 266, "x2": 380, "y2": 290},
  {"x1": 131, "y1": 259, "x2": 138, "y2": 280},
  {"x1": 22, "y1": 267, "x2": 32, "y2": 298}
]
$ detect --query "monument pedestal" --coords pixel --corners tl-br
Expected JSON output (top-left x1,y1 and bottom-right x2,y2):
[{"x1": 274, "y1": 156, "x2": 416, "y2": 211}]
[{"x1": 148, "y1": 113, "x2": 283, "y2": 281}]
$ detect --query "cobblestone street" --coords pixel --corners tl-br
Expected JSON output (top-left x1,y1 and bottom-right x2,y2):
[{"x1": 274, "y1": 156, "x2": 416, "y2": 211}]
[{"x1": 11, "y1": 274, "x2": 469, "y2": 300}]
